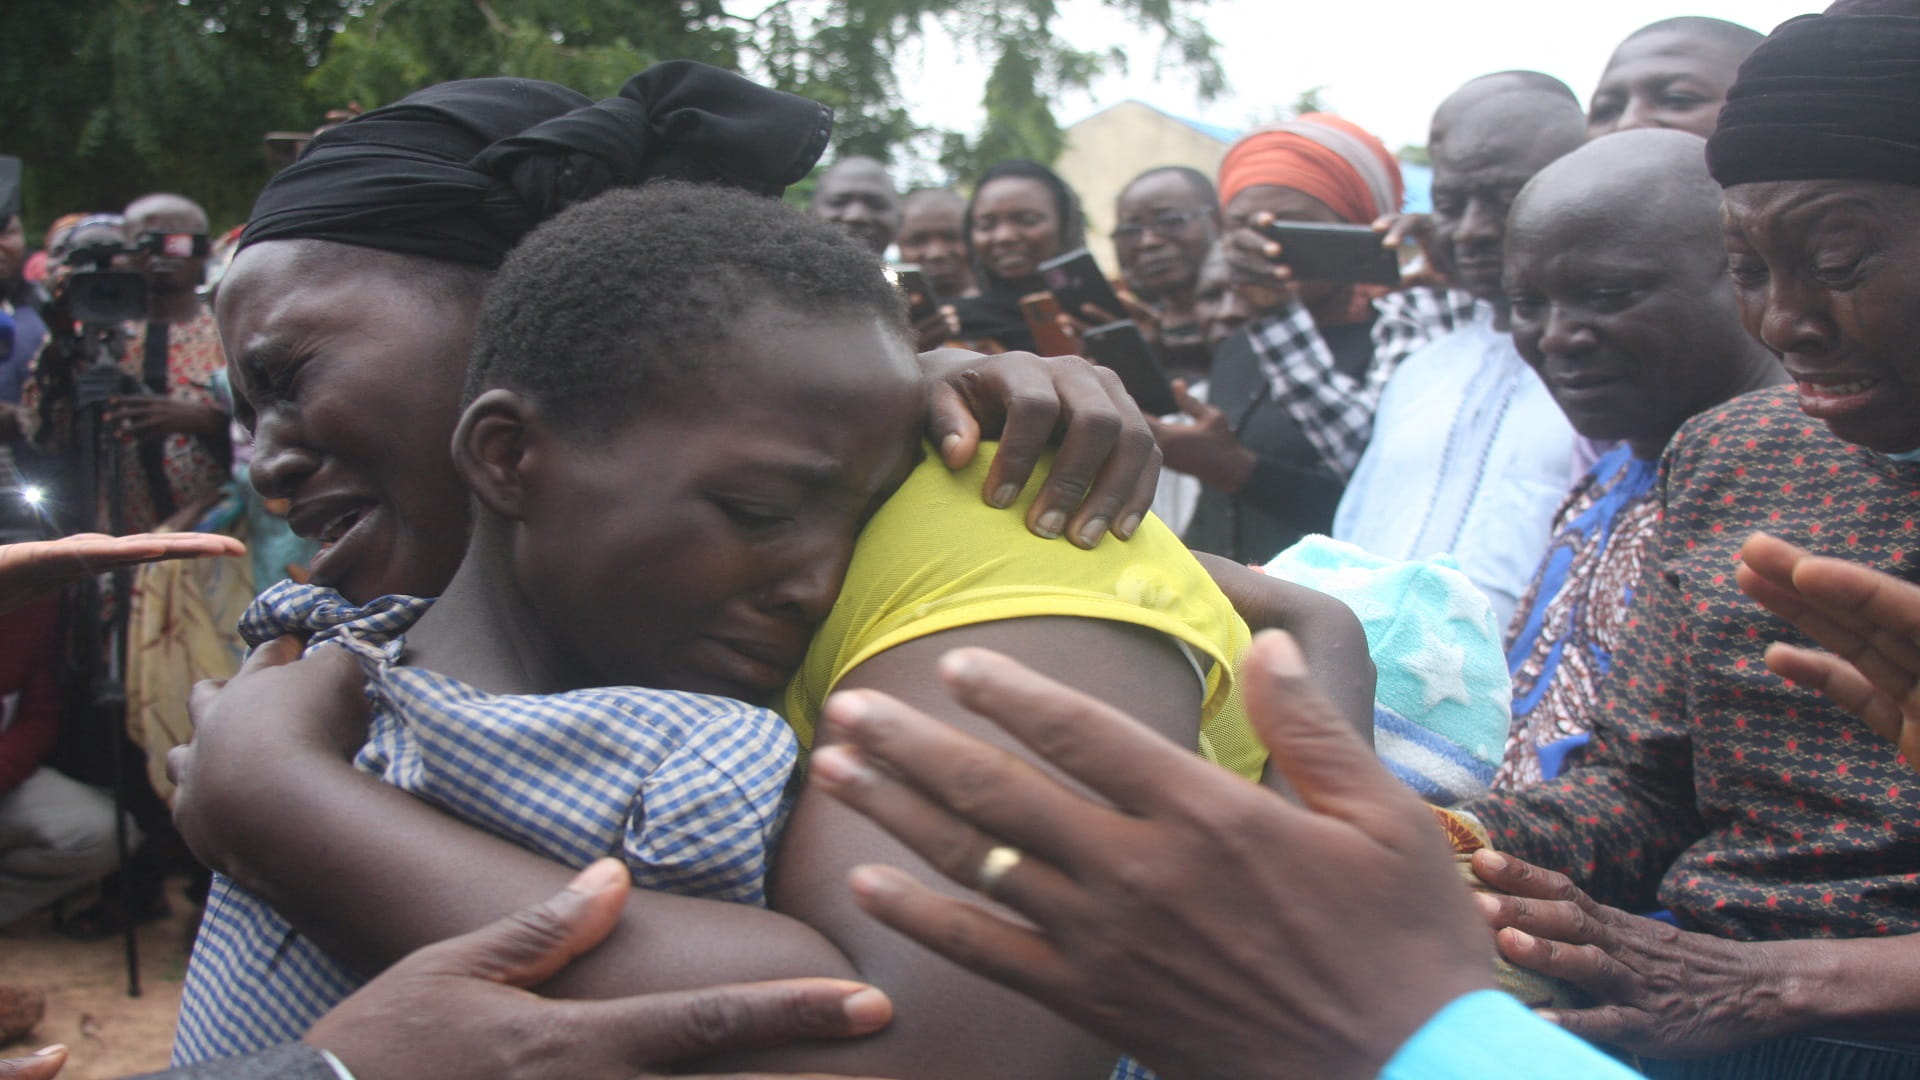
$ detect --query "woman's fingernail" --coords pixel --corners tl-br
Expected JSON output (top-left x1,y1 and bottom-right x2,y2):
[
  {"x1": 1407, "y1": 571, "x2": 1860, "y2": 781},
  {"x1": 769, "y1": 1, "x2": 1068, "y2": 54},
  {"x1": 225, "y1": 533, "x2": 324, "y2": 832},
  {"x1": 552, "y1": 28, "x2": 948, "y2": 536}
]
[
  {"x1": 1479, "y1": 850, "x2": 1509, "y2": 873},
  {"x1": 1116, "y1": 512, "x2": 1143, "y2": 539},
  {"x1": 849, "y1": 864, "x2": 903, "y2": 900},
  {"x1": 35, "y1": 1044, "x2": 67, "y2": 1057},
  {"x1": 841, "y1": 986, "x2": 892, "y2": 1027},
  {"x1": 823, "y1": 690, "x2": 872, "y2": 733},
  {"x1": 566, "y1": 858, "x2": 626, "y2": 897},
  {"x1": 990, "y1": 482, "x2": 1020, "y2": 508},
  {"x1": 1075, "y1": 517, "x2": 1108, "y2": 548},
  {"x1": 1035, "y1": 509, "x2": 1066, "y2": 538},
  {"x1": 811, "y1": 746, "x2": 872, "y2": 785},
  {"x1": 940, "y1": 432, "x2": 962, "y2": 460},
  {"x1": 1257, "y1": 630, "x2": 1306, "y2": 676}
]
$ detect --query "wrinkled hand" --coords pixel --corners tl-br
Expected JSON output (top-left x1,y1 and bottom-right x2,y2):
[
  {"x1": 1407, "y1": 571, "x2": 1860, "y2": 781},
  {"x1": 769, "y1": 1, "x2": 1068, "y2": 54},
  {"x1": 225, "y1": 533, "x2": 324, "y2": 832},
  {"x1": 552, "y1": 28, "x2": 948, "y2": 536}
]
[
  {"x1": 0, "y1": 1045, "x2": 65, "y2": 1080},
  {"x1": 1737, "y1": 531, "x2": 1920, "y2": 767},
  {"x1": 0, "y1": 532, "x2": 245, "y2": 614},
  {"x1": 1147, "y1": 379, "x2": 1254, "y2": 493},
  {"x1": 810, "y1": 632, "x2": 1493, "y2": 1080},
  {"x1": 106, "y1": 395, "x2": 227, "y2": 440},
  {"x1": 173, "y1": 638, "x2": 369, "y2": 874},
  {"x1": 919, "y1": 348, "x2": 1160, "y2": 548},
  {"x1": 306, "y1": 858, "x2": 893, "y2": 1080},
  {"x1": 1471, "y1": 849, "x2": 1782, "y2": 1057}
]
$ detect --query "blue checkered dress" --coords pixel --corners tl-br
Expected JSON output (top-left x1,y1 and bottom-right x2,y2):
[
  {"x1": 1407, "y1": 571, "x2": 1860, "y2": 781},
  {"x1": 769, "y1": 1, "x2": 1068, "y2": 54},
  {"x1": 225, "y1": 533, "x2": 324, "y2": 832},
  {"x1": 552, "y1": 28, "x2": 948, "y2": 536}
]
[{"x1": 172, "y1": 582, "x2": 798, "y2": 1065}]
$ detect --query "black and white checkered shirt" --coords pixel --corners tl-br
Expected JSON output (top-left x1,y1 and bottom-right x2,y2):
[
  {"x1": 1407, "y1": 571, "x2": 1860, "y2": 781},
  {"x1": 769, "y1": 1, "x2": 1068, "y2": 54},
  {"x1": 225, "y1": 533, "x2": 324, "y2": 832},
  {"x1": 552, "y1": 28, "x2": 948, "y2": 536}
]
[{"x1": 1246, "y1": 286, "x2": 1483, "y2": 479}]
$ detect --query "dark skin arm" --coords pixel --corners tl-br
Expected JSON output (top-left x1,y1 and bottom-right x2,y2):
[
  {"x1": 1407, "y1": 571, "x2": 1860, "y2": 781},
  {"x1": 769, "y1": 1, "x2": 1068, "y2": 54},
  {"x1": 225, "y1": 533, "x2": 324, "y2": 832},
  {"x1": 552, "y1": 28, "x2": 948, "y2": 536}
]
[
  {"x1": 1196, "y1": 551, "x2": 1374, "y2": 742},
  {"x1": 708, "y1": 617, "x2": 1198, "y2": 1076},
  {"x1": 175, "y1": 618, "x2": 1199, "y2": 1079}
]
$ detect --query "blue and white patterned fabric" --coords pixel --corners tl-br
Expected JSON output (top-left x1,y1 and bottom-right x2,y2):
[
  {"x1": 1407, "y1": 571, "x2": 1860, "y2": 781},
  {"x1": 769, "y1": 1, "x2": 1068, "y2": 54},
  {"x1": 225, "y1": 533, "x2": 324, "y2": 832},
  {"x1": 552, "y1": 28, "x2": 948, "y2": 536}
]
[
  {"x1": 1266, "y1": 535, "x2": 1512, "y2": 805},
  {"x1": 173, "y1": 581, "x2": 798, "y2": 1065}
]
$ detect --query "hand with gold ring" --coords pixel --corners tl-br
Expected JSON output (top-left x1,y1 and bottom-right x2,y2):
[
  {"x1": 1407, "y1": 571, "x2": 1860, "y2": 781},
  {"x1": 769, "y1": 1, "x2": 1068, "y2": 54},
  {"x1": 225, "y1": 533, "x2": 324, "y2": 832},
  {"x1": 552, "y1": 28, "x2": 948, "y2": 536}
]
[{"x1": 808, "y1": 631, "x2": 1497, "y2": 1080}]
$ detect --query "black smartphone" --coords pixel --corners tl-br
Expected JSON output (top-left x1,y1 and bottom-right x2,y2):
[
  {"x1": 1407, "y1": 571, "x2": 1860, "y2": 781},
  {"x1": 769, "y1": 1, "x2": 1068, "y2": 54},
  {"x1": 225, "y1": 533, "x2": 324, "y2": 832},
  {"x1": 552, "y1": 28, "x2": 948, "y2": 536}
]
[
  {"x1": 887, "y1": 264, "x2": 939, "y2": 323},
  {"x1": 1038, "y1": 247, "x2": 1127, "y2": 323},
  {"x1": 1255, "y1": 221, "x2": 1401, "y2": 286},
  {"x1": 1081, "y1": 319, "x2": 1178, "y2": 416}
]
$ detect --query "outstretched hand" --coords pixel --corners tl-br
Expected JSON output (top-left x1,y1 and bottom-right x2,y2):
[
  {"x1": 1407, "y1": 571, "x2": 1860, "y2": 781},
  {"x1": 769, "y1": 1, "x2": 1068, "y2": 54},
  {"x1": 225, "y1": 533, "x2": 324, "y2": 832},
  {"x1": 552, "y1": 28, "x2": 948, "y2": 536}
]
[
  {"x1": 305, "y1": 858, "x2": 894, "y2": 1080},
  {"x1": 920, "y1": 349, "x2": 1160, "y2": 548},
  {"x1": 0, "y1": 532, "x2": 246, "y2": 614},
  {"x1": 1737, "y1": 531, "x2": 1920, "y2": 767},
  {"x1": 810, "y1": 631, "x2": 1492, "y2": 1080}
]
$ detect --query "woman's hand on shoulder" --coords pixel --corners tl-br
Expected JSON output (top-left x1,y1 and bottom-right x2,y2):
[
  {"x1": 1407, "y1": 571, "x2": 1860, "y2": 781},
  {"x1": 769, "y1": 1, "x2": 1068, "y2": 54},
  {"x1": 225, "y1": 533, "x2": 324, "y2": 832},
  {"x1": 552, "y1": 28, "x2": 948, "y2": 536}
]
[{"x1": 919, "y1": 348, "x2": 1159, "y2": 549}]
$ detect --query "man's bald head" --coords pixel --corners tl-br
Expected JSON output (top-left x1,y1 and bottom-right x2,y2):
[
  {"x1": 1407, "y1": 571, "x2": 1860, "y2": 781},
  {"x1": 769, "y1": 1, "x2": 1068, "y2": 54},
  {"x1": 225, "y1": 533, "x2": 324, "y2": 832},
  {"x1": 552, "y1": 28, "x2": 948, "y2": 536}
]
[
  {"x1": 1503, "y1": 129, "x2": 1779, "y2": 452},
  {"x1": 810, "y1": 156, "x2": 900, "y2": 255},
  {"x1": 1509, "y1": 129, "x2": 1724, "y2": 259},
  {"x1": 1429, "y1": 71, "x2": 1579, "y2": 152},
  {"x1": 1428, "y1": 89, "x2": 1587, "y2": 299},
  {"x1": 125, "y1": 192, "x2": 208, "y2": 233}
]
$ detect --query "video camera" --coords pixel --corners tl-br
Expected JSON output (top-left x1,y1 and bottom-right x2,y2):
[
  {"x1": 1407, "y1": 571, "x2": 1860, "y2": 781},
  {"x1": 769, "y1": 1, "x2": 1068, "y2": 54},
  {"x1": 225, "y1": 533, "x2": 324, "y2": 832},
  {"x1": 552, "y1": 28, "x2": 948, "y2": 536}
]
[{"x1": 53, "y1": 215, "x2": 211, "y2": 324}]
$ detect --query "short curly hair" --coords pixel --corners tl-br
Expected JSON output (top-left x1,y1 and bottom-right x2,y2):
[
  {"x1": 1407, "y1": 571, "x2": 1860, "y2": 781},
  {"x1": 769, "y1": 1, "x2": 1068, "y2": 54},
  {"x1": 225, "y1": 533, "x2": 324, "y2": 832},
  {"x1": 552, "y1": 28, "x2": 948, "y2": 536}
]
[{"x1": 466, "y1": 181, "x2": 910, "y2": 433}]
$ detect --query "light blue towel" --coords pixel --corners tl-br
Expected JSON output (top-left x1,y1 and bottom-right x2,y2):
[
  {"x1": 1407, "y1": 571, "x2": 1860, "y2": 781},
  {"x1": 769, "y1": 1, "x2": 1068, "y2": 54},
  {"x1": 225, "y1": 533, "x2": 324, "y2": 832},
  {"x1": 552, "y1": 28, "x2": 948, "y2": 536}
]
[{"x1": 1264, "y1": 535, "x2": 1512, "y2": 804}]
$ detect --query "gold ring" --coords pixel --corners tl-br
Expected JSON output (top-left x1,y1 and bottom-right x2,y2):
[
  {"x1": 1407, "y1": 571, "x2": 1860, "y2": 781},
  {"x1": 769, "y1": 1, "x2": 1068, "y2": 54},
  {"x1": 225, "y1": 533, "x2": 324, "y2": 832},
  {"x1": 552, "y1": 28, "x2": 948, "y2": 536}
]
[{"x1": 975, "y1": 845, "x2": 1023, "y2": 895}]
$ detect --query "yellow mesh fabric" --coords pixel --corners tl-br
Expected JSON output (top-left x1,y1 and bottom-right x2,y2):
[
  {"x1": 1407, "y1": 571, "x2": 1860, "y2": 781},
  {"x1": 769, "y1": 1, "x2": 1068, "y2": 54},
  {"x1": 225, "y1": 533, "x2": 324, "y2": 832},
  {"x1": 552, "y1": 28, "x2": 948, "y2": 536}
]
[{"x1": 783, "y1": 444, "x2": 1265, "y2": 781}]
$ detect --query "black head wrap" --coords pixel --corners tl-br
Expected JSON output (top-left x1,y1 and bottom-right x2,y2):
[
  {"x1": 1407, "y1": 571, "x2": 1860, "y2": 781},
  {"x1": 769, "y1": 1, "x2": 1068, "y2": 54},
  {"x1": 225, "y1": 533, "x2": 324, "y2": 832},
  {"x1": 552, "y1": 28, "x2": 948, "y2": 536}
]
[
  {"x1": 240, "y1": 60, "x2": 833, "y2": 267},
  {"x1": 1707, "y1": 13, "x2": 1920, "y2": 188}
]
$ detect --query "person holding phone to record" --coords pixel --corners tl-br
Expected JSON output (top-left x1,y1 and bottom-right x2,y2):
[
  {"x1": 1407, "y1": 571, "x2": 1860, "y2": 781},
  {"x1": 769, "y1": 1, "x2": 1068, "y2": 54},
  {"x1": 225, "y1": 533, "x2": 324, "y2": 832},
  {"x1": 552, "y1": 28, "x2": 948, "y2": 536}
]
[{"x1": 1164, "y1": 114, "x2": 1426, "y2": 565}]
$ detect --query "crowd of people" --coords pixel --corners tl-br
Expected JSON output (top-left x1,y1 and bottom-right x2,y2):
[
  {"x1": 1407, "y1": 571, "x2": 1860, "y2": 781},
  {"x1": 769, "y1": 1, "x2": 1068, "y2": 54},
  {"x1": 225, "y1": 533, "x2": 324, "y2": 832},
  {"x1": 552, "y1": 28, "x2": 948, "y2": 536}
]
[{"x1": 1, "y1": 4, "x2": 1919, "y2": 1078}]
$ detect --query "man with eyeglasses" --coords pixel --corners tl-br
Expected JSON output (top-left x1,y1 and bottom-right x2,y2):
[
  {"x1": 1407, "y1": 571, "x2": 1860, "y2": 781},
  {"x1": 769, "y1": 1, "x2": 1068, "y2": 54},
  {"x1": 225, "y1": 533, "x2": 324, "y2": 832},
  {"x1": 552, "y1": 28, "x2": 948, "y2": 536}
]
[{"x1": 1111, "y1": 167, "x2": 1220, "y2": 381}]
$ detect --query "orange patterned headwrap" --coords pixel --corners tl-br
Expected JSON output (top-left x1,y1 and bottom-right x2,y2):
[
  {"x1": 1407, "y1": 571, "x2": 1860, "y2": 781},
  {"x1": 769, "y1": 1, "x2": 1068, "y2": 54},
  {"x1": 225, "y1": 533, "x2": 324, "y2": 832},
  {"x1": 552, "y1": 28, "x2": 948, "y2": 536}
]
[{"x1": 1216, "y1": 113, "x2": 1404, "y2": 225}]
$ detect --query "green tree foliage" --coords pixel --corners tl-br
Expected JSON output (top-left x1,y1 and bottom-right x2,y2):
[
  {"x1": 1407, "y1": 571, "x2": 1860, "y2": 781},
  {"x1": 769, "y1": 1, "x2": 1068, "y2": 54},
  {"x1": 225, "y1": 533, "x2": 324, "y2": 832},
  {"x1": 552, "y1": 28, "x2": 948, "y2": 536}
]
[
  {"x1": 4, "y1": 0, "x2": 1221, "y2": 231},
  {"x1": 2, "y1": 0, "x2": 350, "y2": 231}
]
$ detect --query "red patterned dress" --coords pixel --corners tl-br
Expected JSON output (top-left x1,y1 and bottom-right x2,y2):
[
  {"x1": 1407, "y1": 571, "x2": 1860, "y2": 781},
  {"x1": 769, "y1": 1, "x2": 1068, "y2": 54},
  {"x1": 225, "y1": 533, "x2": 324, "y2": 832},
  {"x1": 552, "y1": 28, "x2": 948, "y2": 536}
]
[{"x1": 1464, "y1": 389, "x2": 1920, "y2": 941}]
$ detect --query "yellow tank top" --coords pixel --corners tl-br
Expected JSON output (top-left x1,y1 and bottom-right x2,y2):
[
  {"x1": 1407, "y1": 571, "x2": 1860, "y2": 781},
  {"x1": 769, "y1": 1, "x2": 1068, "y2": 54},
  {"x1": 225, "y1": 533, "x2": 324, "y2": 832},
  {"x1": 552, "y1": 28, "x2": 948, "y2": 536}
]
[{"x1": 783, "y1": 444, "x2": 1265, "y2": 781}]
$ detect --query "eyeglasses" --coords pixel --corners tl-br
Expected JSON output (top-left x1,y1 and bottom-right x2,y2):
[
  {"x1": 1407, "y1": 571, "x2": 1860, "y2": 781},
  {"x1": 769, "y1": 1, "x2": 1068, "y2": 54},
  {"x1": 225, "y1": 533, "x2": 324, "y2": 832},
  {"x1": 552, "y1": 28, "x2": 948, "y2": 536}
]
[{"x1": 1112, "y1": 208, "x2": 1213, "y2": 243}]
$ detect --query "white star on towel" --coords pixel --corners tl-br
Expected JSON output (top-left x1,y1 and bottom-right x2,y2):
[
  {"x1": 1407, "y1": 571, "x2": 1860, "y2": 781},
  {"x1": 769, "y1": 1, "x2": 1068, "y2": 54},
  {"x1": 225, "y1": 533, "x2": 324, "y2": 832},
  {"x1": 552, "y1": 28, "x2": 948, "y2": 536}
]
[
  {"x1": 1417, "y1": 639, "x2": 1474, "y2": 711},
  {"x1": 1441, "y1": 581, "x2": 1492, "y2": 632}
]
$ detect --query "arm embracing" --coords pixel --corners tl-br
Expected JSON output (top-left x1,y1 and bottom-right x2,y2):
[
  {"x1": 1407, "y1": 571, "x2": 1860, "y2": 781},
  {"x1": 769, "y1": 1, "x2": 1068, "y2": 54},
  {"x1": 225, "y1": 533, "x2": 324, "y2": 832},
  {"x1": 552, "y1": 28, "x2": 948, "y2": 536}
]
[{"x1": 711, "y1": 616, "x2": 1205, "y2": 1079}]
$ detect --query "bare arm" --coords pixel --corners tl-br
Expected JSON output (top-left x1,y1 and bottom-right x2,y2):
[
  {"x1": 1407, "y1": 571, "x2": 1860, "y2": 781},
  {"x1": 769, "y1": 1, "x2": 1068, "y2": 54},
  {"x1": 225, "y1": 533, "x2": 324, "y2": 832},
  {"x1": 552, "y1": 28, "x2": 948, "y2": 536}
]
[
  {"x1": 713, "y1": 616, "x2": 1202, "y2": 1078},
  {"x1": 1196, "y1": 551, "x2": 1375, "y2": 740},
  {"x1": 174, "y1": 643, "x2": 856, "y2": 995},
  {"x1": 178, "y1": 617, "x2": 1198, "y2": 1077}
]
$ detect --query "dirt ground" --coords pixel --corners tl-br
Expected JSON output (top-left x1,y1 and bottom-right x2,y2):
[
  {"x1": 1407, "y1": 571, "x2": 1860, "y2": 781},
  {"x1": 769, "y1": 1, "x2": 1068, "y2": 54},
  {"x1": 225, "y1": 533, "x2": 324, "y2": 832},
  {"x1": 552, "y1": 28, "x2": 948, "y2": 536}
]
[{"x1": 0, "y1": 878, "x2": 193, "y2": 1079}]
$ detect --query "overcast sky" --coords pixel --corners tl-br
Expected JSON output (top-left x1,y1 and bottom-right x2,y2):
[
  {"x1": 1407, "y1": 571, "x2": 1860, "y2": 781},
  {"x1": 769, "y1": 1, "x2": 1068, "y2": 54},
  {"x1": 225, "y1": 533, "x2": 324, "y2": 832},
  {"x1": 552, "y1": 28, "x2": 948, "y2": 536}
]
[{"x1": 891, "y1": 0, "x2": 1818, "y2": 176}]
